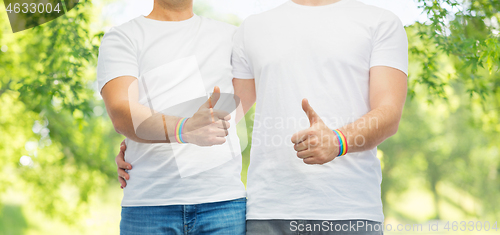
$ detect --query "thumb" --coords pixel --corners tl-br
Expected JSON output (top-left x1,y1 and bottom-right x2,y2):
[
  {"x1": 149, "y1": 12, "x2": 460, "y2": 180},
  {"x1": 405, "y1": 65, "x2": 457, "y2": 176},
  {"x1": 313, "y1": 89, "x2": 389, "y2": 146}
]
[
  {"x1": 302, "y1": 99, "x2": 320, "y2": 125},
  {"x1": 202, "y1": 86, "x2": 221, "y2": 108}
]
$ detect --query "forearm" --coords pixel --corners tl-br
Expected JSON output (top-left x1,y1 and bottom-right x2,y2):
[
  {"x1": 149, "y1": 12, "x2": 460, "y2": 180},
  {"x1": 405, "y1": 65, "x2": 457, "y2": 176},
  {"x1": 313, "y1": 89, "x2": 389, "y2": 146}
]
[
  {"x1": 291, "y1": 67, "x2": 407, "y2": 164},
  {"x1": 338, "y1": 104, "x2": 401, "y2": 153},
  {"x1": 338, "y1": 67, "x2": 407, "y2": 154},
  {"x1": 101, "y1": 76, "x2": 187, "y2": 144},
  {"x1": 108, "y1": 101, "x2": 181, "y2": 144}
]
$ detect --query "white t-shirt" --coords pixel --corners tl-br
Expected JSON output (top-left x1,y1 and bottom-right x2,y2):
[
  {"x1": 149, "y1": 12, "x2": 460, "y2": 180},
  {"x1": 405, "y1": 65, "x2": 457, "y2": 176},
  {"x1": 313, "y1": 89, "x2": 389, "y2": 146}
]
[
  {"x1": 97, "y1": 15, "x2": 246, "y2": 206},
  {"x1": 232, "y1": 0, "x2": 408, "y2": 222}
]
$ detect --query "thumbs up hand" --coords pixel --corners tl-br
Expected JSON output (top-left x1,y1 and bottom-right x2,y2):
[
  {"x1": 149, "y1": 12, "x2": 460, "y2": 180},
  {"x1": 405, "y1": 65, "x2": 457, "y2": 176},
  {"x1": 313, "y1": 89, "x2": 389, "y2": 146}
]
[
  {"x1": 182, "y1": 86, "x2": 231, "y2": 146},
  {"x1": 291, "y1": 99, "x2": 340, "y2": 165}
]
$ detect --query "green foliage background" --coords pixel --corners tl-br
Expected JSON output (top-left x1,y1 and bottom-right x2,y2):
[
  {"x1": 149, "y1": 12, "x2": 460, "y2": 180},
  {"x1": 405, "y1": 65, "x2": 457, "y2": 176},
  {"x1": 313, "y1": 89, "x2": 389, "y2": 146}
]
[{"x1": 0, "y1": 0, "x2": 498, "y2": 234}]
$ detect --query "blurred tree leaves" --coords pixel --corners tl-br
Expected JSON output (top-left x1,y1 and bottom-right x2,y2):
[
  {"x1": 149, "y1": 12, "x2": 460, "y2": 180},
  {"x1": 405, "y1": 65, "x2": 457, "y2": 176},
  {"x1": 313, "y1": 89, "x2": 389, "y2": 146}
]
[
  {"x1": 411, "y1": 0, "x2": 500, "y2": 100},
  {"x1": 193, "y1": 0, "x2": 241, "y2": 26},
  {"x1": 0, "y1": 0, "x2": 122, "y2": 223},
  {"x1": 380, "y1": 0, "x2": 500, "y2": 221},
  {"x1": 4, "y1": 0, "x2": 66, "y2": 33}
]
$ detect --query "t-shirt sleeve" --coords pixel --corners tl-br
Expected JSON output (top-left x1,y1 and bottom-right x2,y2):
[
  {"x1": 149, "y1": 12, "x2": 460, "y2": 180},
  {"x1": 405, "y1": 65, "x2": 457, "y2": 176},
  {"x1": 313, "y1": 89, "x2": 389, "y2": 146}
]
[
  {"x1": 96, "y1": 28, "x2": 139, "y2": 92},
  {"x1": 370, "y1": 11, "x2": 409, "y2": 76},
  {"x1": 231, "y1": 22, "x2": 254, "y2": 79}
]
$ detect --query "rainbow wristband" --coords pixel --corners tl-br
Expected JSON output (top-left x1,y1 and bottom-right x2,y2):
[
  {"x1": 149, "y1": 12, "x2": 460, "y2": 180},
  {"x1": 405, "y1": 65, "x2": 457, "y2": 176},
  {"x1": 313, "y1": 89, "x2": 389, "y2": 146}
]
[
  {"x1": 175, "y1": 118, "x2": 188, "y2": 144},
  {"x1": 333, "y1": 129, "x2": 348, "y2": 156}
]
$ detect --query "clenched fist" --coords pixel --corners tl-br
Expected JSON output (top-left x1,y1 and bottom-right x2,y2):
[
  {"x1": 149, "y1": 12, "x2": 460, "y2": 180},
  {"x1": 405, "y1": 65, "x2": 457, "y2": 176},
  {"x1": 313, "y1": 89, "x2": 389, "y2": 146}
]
[
  {"x1": 182, "y1": 86, "x2": 232, "y2": 146},
  {"x1": 291, "y1": 99, "x2": 341, "y2": 165}
]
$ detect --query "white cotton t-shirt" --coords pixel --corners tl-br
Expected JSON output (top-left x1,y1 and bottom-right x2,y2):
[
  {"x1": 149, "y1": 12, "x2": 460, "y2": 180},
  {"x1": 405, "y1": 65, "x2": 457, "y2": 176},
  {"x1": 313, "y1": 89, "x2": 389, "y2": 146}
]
[
  {"x1": 97, "y1": 15, "x2": 246, "y2": 206},
  {"x1": 232, "y1": 0, "x2": 408, "y2": 222}
]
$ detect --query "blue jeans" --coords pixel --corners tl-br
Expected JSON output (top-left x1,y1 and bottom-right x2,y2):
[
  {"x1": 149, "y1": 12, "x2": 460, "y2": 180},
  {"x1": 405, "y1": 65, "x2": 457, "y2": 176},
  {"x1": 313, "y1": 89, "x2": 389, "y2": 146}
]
[{"x1": 120, "y1": 198, "x2": 246, "y2": 235}]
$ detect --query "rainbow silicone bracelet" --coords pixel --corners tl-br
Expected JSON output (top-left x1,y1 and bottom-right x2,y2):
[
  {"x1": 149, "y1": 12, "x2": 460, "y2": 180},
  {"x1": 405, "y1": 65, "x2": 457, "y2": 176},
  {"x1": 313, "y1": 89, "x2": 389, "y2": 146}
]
[
  {"x1": 338, "y1": 129, "x2": 348, "y2": 155},
  {"x1": 175, "y1": 118, "x2": 188, "y2": 144},
  {"x1": 333, "y1": 130, "x2": 343, "y2": 156},
  {"x1": 333, "y1": 129, "x2": 348, "y2": 156}
]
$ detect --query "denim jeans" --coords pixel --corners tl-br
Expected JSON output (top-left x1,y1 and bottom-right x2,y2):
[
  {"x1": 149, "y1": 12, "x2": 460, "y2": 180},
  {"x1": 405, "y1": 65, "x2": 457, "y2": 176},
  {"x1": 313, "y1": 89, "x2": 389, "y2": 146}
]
[
  {"x1": 246, "y1": 220, "x2": 384, "y2": 235},
  {"x1": 120, "y1": 198, "x2": 246, "y2": 235}
]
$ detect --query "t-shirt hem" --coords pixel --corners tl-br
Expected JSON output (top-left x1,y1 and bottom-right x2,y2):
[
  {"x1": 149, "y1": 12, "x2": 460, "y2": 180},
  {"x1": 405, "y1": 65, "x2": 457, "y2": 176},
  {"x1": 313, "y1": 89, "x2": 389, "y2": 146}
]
[
  {"x1": 121, "y1": 191, "x2": 246, "y2": 207},
  {"x1": 246, "y1": 213, "x2": 384, "y2": 223},
  {"x1": 98, "y1": 72, "x2": 139, "y2": 92},
  {"x1": 370, "y1": 61, "x2": 408, "y2": 76},
  {"x1": 232, "y1": 72, "x2": 254, "y2": 79}
]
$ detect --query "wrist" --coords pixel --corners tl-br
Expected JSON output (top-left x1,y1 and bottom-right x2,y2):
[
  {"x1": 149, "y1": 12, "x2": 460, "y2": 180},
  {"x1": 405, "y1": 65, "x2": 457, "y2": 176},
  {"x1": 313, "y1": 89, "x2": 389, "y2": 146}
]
[
  {"x1": 333, "y1": 129, "x2": 348, "y2": 157},
  {"x1": 182, "y1": 118, "x2": 191, "y2": 134},
  {"x1": 175, "y1": 118, "x2": 189, "y2": 144}
]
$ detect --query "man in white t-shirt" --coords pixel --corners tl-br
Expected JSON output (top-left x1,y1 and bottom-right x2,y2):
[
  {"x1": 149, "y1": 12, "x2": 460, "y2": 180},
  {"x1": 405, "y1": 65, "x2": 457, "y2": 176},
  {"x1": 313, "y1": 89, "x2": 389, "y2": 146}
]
[
  {"x1": 232, "y1": 0, "x2": 408, "y2": 234},
  {"x1": 117, "y1": 0, "x2": 408, "y2": 234},
  {"x1": 97, "y1": 0, "x2": 248, "y2": 234}
]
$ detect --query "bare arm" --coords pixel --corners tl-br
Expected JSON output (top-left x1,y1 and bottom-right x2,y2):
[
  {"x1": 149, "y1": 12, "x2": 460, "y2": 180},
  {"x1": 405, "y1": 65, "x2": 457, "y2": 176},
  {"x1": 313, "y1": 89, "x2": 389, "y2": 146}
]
[
  {"x1": 102, "y1": 76, "x2": 177, "y2": 143},
  {"x1": 233, "y1": 78, "x2": 256, "y2": 123},
  {"x1": 338, "y1": 66, "x2": 407, "y2": 152},
  {"x1": 292, "y1": 66, "x2": 407, "y2": 164},
  {"x1": 115, "y1": 77, "x2": 256, "y2": 188},
  {"x1": 102, "y1": 76, "x2": 230, "y2": 145}
]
